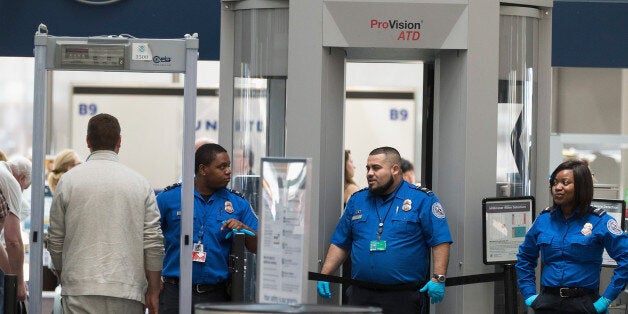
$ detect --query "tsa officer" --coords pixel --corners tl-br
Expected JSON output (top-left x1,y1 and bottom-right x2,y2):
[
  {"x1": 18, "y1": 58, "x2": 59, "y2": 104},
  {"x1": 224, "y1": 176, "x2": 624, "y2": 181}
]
[
  {"x1": 516, "y1": 159, "x2": 628, "y2": 313},
  {"x1": 318, "y1": 146, "x2": 453, "y2": 314},
  {"x1": 157, "y1": 143, "x2": 258, "y2": 313}
]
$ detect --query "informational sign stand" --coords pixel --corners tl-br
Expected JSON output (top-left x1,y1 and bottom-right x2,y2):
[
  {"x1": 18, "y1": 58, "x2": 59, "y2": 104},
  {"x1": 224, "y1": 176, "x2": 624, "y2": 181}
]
[
  {"x1": 482, "y1": 196, "x2": 535, "y2": 314},
  {"x1": 257, "y1": 158, "x2": 312, "y2": 304},
  {"x1": 31, "y1": 24, "x2": 198, "y2": 314},
  {"x1": 591, "y1": 199, "x2": 626, "y2": 267},
  {"x1": 482, "y1": 196, "x2": 535, "y2": 265}
]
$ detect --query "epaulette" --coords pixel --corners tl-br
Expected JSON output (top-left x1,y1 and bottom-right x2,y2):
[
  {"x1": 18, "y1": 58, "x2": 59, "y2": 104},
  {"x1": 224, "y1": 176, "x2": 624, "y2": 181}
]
[
  {"x1": 591, "y1": 207, "x2": 606, "y2": 217},
  {"x1": 228, "y1": 188, "x2": 246, "y2": 199},
  {"x1": 413, "y1": 185, "x2": 433, "y2": 195},
  {"x1": 540, "y1": 207, "x2": 552, "y2": 214},
  {"x1": 163, "y1": 182, "x2": 182, "y2": 191}
]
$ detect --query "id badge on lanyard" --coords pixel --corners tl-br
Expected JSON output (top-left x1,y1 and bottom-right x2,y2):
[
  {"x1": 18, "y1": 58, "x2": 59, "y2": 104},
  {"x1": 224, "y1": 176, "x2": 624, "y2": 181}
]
[{"x1": 192, "y1": 241, "x2": 206, "y2": 263}]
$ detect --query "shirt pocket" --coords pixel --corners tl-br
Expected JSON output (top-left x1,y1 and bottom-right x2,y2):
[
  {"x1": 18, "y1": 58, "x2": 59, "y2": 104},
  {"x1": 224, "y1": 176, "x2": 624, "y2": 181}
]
[
  {"x1": 567, "y1": 235, "x2": 599, "y2": 262},
  {"x1": 350, "y1": 211, "x2": 368, "y2": 225},
  {"x1": 537, "y1": 234, "x2": 553, "y2": 257},
  {"x1": 391, "y1": 211, "x2": 420, "y2": 236}
]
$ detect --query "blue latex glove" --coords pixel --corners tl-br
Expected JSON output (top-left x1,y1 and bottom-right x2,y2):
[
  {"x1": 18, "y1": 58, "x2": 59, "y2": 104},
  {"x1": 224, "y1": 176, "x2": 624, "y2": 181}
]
[
  {"x1": 419, "y1": 280, "x2": 445, "y2": 304},
  {"x1": 524, "y1": 294, "x2": 538, "y2": 307},
  {"x1": 317, "y1": 281, "x2": 331, "y2": 299},
  {"x1": 225, "y1": 228, "x2": 255, "y2": 239},
  {"x1": 593, "y1": 296, "x2": 611, "y2": 313}
]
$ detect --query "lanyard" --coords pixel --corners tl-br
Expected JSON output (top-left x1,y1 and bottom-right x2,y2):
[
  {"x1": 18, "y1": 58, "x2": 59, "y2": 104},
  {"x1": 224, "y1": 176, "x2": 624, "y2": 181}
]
[{"x1": 373, "y1": 187, "x2": 400, "y2": 241}]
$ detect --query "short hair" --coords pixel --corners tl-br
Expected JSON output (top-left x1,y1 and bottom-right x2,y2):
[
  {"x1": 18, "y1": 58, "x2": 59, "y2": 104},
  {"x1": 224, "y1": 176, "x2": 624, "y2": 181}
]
[
  {"x1": 369, "y1": 147, "x2": 401, "y2": 165},
  {"x1": 0, "y1": 150, "x2": 7, "y2": 162},
  {"x1": 400, "y1": 158, "x2": 414, "y2": 173},
  {"x1": 195, "y1": 143, "x2": 228, "y2": 174},
  {"x1": 549, "y1": 159, "x2": 594, "y2": 216},
  {"x1": 8, "y1": 156, "x2": 32, "y2": 188},
  {"x1": 87, "y1": 113, "x2": 121, "y2": 151}
]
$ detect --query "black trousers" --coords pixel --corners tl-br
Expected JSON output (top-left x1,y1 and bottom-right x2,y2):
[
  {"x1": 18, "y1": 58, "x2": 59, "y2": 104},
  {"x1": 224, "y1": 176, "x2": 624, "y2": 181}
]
[
  {"x1": 531, "y1": 292, "x2": 599, "y2": 314},
  {"x1": 158, "y1": 281, "x2": 230, "y2": 314},
  {"x1": 346, "y1": 285, "x2": 428, "y2": 314}
]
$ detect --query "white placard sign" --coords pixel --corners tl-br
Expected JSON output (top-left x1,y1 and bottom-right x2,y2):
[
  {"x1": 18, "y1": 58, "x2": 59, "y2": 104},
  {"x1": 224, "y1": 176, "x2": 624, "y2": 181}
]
[
  {"x1": 257, "y1": 158, "x2": 311, "y2": 305},
  {"x1": 483, "y1": 197, "x2": 535, "y2": 264}
]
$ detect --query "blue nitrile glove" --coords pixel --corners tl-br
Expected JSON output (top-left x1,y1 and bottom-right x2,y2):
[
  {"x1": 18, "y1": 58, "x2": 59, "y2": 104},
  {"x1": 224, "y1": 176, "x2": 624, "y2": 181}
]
[
  {"x1": 593, "y1": 296, "x2": 611, "y2": 313},
  {"x1": 225, "y1": 228, "x2": 256, "y2": 239},
  {"x1": 317, "y1": 281, "x2": 331, "y2": 299},
  {"x1": 524, "y1": 294, "x2": 538, "y2": 307},
  {"x1": 419, "y1": 280, "x2": 445, "y2": 304}
]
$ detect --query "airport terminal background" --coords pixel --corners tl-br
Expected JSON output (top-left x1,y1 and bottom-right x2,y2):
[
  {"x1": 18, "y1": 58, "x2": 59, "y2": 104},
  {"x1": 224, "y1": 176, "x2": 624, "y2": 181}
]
[{"x1": 0, "y1": 1, "x2": 628, "y2": 313}]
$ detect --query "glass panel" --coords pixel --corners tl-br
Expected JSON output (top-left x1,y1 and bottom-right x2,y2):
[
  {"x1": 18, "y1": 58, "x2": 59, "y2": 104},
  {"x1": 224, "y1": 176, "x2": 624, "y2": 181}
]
[
  {"x1": 231, "y1": 7, "x2": 289, "y2": 303},
  {"x1": 496, "y1": 12, "x2": 539, "y2": 197}
]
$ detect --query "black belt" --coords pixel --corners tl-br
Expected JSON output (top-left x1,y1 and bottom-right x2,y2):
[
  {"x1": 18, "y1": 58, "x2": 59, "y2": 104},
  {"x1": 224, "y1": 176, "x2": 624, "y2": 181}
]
[
  {"x1": 541, "y1": 286, "x2": 596, "y2": 298},
  {"x1": 162, "y1": 276, "x2": 227, "y2": 294},
  {"x1": 309, "y1": 272, "x2": 422, "y2": 291}
]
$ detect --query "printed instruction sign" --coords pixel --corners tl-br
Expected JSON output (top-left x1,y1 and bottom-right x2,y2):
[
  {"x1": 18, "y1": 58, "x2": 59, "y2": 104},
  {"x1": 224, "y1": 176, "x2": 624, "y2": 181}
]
[
  {"x1": 483, "y1": 196, "x2": 535, "y2": 264},
  {"x1": 257, "y1": 158, "x2": 311, "y2": 305}
]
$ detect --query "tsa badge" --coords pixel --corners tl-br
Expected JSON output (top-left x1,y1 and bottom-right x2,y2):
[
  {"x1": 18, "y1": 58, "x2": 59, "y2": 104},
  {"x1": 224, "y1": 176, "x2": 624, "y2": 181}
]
[
  {"x1": 432, "y1": 202, "x2": 446, "y2": 219},
  {"x1": 581, "y1": 222, "x2": 593, "y2": 236},
  {"x1": 402, "y1": 199, "x2": 412, "y2": 212},
  {"x1": 224, "y1": 201, "x2": 234, "y2": 213},
  {"x1": 607, "y1": 219, "x2": 623, "y2": 236}
]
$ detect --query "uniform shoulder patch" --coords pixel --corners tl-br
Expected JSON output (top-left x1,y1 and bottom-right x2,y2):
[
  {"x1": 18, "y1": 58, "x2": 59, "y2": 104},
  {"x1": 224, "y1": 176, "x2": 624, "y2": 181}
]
[
  {"x1": 228, "y1": 188, "x2": 246, "y2": 199},
  {"x1": 413, "y1": 185, "x2": 433, "y2": 195},
  {"x1": 540, "y1": 207, "x2": 552, "y2": 214},
  {"x1": 591, "y1": 207, "x2": 606, "y2": 217},
  {"x1": 163, "y1": 182, "x2": 182, "y2": 191}
]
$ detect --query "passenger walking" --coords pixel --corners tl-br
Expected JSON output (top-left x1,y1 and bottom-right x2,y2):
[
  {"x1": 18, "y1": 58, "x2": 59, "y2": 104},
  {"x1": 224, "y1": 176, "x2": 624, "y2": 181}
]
[{"x1": 47, "y1": 113, "x2": 165, "y2": 313}]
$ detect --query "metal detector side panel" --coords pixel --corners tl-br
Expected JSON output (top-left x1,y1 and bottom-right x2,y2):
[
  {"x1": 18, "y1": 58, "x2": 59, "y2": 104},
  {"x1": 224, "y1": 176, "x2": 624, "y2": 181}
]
[
  {"x1": 323, "y1": 0, "x2": 468, "y2": 49},
  {"x1": 257, "y1": 158, "x2": 312, "y2": 304}
]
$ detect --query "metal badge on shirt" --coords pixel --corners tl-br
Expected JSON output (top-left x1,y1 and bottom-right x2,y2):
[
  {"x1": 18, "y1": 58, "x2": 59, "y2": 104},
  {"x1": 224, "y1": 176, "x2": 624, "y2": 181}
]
[
  {"x1": 581, "y1": 222, "x2": 593, "y2": 236},
  {"x1": 225, "y1": 201, "x2": 234, "y2": 213},
  {"x1": 192, "y1": 241, "x2": 206, "y2": 263},
  {"x1": 402, "y1": 199, "x2": 412, "y2": 212}
]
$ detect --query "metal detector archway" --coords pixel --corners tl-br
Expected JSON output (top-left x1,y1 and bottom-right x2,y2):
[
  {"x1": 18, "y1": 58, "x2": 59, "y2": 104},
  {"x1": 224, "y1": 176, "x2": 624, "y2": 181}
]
[{"x1": 31, "y1": 24, "x2": 198, "y2": 314}]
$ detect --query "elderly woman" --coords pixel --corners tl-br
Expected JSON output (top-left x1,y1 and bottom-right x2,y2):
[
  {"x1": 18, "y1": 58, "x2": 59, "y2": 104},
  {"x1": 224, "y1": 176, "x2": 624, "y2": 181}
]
[{"x1": 516, "y1": 159, "x2": 628, "y2": 313}]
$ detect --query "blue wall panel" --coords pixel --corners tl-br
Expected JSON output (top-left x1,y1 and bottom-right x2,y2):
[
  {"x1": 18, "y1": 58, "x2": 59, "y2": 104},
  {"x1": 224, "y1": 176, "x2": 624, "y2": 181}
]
[
  {"x1": 0, "y1": 0, "x2": 221, "y2": 60},
  {"x1": 553, "y1": 1, "x2": 628, "y2": 68}
]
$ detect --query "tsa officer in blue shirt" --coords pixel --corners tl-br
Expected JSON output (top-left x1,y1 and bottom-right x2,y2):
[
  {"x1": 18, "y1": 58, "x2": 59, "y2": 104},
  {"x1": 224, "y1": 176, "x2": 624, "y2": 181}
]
[
  {"x1": 516, "y1": 159, "x2": 628, "y2": 313},
  {"x1": 317, "y1": 147, "x2": 453, "y2": 314},
  {"x1": 157, "y1": 143, "x2": 258, "y2": 313}
]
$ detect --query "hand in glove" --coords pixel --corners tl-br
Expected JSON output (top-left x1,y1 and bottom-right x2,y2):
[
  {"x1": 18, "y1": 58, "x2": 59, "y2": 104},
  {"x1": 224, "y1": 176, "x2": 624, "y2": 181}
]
[{"x1": 419, "y1": 280, "x2": 445, "y2": 304}]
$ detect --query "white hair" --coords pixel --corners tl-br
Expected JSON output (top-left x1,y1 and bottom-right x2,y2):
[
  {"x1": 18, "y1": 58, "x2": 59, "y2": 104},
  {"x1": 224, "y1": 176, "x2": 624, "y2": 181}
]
[{"x1": 8, "y1": 156, "x2": 32, "y2": 188}]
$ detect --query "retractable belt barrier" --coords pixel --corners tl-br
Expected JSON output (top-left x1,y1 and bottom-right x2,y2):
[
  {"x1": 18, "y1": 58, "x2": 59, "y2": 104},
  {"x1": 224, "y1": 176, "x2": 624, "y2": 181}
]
[{"x1": 308, "y1": 271, "x2": 505, "y2": 288}]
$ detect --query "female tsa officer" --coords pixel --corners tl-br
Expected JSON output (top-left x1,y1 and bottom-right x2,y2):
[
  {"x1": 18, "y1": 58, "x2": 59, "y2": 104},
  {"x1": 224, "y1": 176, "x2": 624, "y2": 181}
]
[{"x1": 516, "y1": 159, "x2": 628, "y2": 313}]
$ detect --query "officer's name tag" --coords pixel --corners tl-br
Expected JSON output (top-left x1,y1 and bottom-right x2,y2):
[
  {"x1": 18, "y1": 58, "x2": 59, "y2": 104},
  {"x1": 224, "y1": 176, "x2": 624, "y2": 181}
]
[
  {"x1": 352, "y1": 214, "x2": 362, "y2": 220},
  {"x1": 370, "y1": 240, "x2": 387, "y2": 252}
]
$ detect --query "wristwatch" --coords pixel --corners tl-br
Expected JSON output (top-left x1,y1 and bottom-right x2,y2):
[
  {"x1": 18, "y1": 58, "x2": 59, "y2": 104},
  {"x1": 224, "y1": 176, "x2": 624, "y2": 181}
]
[{"x1": 433, "y1": 274, "x2": 446, "y2": 283}]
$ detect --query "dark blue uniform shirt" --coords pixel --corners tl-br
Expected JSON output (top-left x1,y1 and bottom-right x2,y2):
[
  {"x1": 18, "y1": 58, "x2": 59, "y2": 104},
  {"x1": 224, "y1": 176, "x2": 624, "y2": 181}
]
[
  {"x1": 157, "y1": 184, "x2": 258, "y2": 284},
  {"x1": 330, "y1": 180, "x2": 453, "y2": 285},
  {"x1": 516, "y1": 206, "x2": 628, "y2": 301}
]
